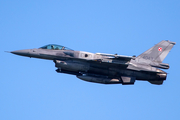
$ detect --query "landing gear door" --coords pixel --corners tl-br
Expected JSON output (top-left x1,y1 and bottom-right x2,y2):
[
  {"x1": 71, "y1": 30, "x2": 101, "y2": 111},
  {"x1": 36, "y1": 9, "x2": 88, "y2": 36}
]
[{"x1": 121, "y1": 76, "x2": 135, "y2": 85}]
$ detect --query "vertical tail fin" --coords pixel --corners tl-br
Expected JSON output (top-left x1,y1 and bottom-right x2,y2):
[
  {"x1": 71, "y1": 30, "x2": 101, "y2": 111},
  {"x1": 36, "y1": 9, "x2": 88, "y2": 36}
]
[{"x1": 137, "y1": 40, "x2": 176, "y2": 63}]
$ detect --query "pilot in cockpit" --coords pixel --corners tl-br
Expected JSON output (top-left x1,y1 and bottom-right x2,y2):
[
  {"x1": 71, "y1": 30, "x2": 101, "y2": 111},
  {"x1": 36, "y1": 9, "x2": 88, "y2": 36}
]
[
  {"x1": 51, "y1": 45, "x2": 55, "y2": 50},
  {"x1": 39, "y1": 44, "x2": 73, "y2": 51}
]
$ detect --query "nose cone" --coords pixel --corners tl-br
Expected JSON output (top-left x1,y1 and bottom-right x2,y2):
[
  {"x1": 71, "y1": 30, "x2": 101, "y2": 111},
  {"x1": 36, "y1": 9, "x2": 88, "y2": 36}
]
[{"x1": 11, "y1": 49, "x2": 30, "y2": 56}]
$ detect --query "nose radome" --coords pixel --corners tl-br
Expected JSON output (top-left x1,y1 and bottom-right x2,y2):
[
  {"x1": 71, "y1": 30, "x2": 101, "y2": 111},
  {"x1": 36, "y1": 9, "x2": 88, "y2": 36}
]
[{"x1": 11, "y1": 49, "x2": 30, "y2": 56}]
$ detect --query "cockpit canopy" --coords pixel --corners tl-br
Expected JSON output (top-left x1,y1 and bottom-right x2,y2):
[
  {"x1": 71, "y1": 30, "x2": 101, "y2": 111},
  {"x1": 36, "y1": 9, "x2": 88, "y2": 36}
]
[{"x1": 39, "y1": 44, "x2": 73, "y2": 50}]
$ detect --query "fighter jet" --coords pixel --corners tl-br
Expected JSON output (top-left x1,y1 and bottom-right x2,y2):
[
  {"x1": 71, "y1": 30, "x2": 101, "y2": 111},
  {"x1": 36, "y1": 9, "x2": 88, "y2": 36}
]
[{"x1": 10, "y1": 40, "x2": 175, "y2": 85}]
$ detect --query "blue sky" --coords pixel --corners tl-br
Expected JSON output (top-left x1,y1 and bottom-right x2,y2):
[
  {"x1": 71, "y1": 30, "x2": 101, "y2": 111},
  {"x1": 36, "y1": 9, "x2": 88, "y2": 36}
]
[{"x1": 1, "y1": 0, "x2": 180, "y2": 120}]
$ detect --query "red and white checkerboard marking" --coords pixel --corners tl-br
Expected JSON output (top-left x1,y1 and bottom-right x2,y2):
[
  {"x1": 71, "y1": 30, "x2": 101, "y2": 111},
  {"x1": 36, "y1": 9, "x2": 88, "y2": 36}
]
[{"x1": 158, "y1": 47, "x2": 162, "y2": 52}]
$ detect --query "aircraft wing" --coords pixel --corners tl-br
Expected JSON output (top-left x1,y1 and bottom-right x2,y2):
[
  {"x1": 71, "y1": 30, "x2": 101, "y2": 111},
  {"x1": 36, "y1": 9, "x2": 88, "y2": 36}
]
[
  {"x1": 85, "y1": 57, "x2": 132, "y2": 68},
  {"x1": 55, "y1": 52, "x2": 135, "y2": 68},
  {"x1": 96, "y1": 53, "x2": 136, "y2": 61},
  {"x1": 70, "y1": 53, "x2": 136, "y2": 67}
]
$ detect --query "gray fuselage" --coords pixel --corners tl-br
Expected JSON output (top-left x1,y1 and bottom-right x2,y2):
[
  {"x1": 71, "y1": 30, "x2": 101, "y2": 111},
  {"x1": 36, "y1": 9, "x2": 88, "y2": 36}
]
[{"x1": 11, "y1": 47, "x2": 167, "y2": 85}]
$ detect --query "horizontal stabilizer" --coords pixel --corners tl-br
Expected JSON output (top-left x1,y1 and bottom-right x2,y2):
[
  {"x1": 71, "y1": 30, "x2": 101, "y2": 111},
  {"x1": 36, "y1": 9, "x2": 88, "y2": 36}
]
[{"x1": 127, "y1": 64, "x2": 163, "y2": 73}]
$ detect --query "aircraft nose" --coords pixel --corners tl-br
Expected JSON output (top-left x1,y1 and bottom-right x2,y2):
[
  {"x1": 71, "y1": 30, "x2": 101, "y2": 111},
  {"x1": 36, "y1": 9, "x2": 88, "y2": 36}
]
[{"x1": 11, "y1": 49, "x2": 30, "y2": 56}]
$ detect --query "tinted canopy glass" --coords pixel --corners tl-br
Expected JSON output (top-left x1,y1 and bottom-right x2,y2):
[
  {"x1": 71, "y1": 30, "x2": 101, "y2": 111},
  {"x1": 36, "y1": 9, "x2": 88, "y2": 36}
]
[{"x1": 39, "y1": 44, "x2": 73, "y2": 50}]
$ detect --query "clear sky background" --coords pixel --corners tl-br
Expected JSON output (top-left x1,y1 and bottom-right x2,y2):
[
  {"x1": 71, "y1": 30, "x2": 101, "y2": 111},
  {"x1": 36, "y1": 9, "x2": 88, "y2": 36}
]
[{"x1": 1, "y1": 0, "x2": 180, "y2": 120}]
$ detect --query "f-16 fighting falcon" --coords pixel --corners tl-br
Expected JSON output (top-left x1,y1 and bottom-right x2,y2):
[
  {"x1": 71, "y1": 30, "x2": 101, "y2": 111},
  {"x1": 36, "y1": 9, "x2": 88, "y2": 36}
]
[{"x1": 10, "y1": 40, "x2": 175, "y2": 85}]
